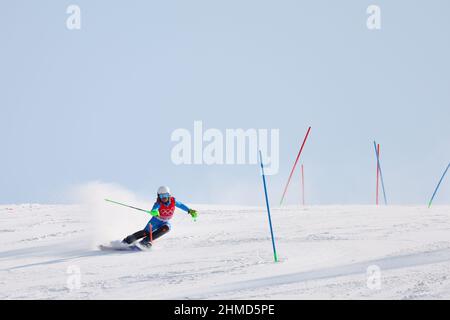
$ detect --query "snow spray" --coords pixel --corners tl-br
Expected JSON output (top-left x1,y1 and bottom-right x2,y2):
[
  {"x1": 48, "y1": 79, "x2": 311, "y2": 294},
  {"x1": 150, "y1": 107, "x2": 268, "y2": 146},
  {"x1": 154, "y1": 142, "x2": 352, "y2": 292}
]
[
  {"x1": 73, "y1": 182, "x2": 146, "y2": 247},
  {"x1": 259, "y1": 150, "x2": 278, "y2": 263}
]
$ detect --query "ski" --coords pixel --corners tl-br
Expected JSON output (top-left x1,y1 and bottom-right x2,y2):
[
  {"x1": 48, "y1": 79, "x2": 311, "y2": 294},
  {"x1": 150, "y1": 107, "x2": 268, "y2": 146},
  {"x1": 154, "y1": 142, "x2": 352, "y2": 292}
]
[{"x1": 99, "y1": 244, "x2": 143, "y2": 251}]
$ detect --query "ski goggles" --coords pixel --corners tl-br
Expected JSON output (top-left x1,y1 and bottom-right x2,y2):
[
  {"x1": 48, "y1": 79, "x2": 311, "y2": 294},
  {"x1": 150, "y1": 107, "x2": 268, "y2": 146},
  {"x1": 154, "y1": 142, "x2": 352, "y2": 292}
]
[{"x1": 159, "y1": 193, "x2": 170, "y2": 200}]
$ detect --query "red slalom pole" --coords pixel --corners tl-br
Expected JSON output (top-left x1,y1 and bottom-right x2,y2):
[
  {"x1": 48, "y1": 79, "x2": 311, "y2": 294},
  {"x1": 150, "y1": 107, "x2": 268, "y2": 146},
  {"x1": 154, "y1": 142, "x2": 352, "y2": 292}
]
[
  {"x1": 150, "y1": 224, "x2": 153, "y2": 243},
  {"x1": 376, "y1": 144, "x2": 380, "y2": 206},
  {"x1": 280, "y1": 126, "x2": 311, "y2": 205},
  {"x1": 301, "y1": 164, "x2": 305, "y2": 206}
]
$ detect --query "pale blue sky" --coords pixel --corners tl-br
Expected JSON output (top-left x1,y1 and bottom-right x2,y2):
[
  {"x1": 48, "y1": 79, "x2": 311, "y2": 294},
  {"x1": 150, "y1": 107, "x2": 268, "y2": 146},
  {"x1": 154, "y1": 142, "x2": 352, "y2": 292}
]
[{"x1": 1, "y1": 0, "x2": 449, "y2": 205}]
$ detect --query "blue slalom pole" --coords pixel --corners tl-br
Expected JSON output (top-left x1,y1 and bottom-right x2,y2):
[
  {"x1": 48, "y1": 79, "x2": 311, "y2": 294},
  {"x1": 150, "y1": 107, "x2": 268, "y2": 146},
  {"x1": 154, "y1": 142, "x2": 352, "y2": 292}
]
[
  {"x1": 373, "y1": 141, "x2": 388, "y2": 205},
  {"x1": 428, "y1": 162, "x2": 450, "y2": 208},
  {"x1": 259, "y1": 150, "x2": 278, "y2": 262}
]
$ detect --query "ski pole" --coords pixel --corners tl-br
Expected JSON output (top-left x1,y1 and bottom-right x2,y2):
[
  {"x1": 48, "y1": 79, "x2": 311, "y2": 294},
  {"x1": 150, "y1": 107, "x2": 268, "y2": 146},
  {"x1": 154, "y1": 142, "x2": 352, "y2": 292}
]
[{"x1": 104, "y1": 199, "x2": 151, "y2": 214}]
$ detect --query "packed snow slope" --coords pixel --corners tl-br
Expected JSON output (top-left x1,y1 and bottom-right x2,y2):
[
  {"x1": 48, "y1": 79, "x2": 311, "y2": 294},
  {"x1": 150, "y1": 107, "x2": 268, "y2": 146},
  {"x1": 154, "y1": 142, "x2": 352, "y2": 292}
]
[{"x1": 2, "y1": 204, "x2": 450, "y2": 299}]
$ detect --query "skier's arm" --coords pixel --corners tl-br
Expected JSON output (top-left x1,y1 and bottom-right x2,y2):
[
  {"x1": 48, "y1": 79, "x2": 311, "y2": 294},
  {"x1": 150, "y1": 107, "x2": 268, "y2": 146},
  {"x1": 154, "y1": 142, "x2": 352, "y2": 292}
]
[
  {"x1": 176, "y1": 200, "x2": 198, "y2": 219},
  {"x1": 148, "y1": 202, "x2": 160, "y2": 217},
  {"x1": 175, "y1": 200, "x2": 190, "y2": 212}
]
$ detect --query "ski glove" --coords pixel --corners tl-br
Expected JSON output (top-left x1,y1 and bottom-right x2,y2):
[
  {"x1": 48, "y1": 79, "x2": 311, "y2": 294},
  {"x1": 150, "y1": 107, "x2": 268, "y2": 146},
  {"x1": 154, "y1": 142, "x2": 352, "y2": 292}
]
[
  {"x1": 188, "y1": 209, "x2": 198, "y2": 219},
  {"x1": 147, "y1": 209, "x2": 160, "y2": 217}
]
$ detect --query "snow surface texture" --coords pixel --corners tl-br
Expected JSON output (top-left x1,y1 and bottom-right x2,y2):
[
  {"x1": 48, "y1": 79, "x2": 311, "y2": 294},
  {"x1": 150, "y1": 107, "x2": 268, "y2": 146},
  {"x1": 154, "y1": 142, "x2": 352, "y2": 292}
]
[{"x1": 2, "y1": 200, "x2": 450, "y2": 299}]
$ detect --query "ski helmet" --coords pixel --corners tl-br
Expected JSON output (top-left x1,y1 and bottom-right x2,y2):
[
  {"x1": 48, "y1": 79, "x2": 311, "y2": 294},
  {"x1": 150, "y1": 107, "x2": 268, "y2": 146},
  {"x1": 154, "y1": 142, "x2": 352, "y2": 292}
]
[{"x1": 157, "y1": 186, "x2": 171, "y2": 196}]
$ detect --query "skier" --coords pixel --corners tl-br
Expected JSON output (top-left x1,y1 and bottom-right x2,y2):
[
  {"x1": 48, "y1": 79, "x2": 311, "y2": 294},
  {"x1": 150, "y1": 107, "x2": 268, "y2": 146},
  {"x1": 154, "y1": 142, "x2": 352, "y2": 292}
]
[{"x1": 122, "y1": 186, "x2": 198, "y2": 248}]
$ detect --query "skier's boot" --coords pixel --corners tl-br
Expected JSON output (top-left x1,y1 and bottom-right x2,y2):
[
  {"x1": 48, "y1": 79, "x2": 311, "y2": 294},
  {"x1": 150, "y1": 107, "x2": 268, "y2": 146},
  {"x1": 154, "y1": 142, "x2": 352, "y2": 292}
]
[
  {"x1": 138, "y1": 236, "x2": 153, "y2": 249},
  {"x1": 122, "y1": 230, "x2": 147, "y2": 245}
]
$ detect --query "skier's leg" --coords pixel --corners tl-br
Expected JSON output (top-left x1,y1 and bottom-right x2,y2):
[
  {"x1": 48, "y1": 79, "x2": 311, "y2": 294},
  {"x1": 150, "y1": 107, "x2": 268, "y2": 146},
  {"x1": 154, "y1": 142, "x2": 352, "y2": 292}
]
[
  {"x1": 137, "y1": 217, "x2": 161, "y2": 247},
  {"x1": 122, "y1": 229, "x2": 148, "y2": 244},
  {"x1": 139, "y1": 221, "x2": 170, "y2": 247},
  {"x1": 152, "y1": 224, "x2": 170, "y2": 240},
  {"x1": 144, "y1": 217, "x2": 162, "y2": 234}
]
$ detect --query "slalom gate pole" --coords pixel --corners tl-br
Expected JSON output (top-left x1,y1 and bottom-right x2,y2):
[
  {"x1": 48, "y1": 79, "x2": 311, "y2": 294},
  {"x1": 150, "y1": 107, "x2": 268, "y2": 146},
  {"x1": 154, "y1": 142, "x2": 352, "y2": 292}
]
[
  {"x1": 376, "y1": 144, "x2": 380, "y2": 206},
  {"x1": 373, "y1": 141, "x2": 387, "y2": 205},
  {"x1": 301, "y1": 164, "x2": 305, "y2": 206},
  {"x1": 280, "y1": 126, "x2": 311, "y2": 205},
  {"x1": 428, "y1": 162, "x2": 450, "y2": 208},
  {"x1": 104, "y1": 199, "x2": 149, "y2": 214},
  {"x1": 150, "y1": 224, "x2": 153, "y2": 242},
  {"x1": 259, "y1": 150, "x2": 278, "y2": 263}
]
